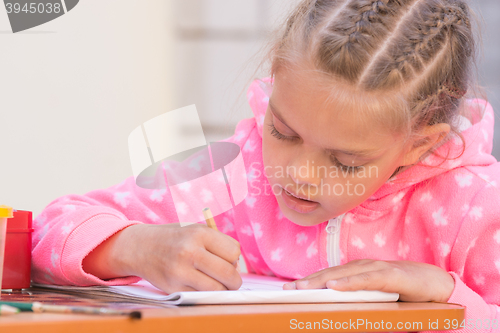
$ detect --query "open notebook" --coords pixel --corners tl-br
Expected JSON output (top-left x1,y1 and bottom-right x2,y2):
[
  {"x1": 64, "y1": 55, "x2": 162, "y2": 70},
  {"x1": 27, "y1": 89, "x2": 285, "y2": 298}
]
[{"x1": 33, "y1": 274, "x2": 399, "y2": 305}]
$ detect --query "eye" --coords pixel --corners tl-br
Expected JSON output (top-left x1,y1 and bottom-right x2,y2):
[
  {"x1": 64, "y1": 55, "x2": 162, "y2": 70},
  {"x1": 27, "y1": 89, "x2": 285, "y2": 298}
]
[
  {"x1": 329, "y1": 155, "x2": 363, "y2": 174},
  {"x1": 268, "y1": 123, "x2": 297, "y2": 142}
]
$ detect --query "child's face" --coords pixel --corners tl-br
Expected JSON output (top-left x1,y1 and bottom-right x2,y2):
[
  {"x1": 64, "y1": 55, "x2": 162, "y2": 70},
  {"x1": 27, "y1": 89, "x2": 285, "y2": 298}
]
[{"x1": 261, "y1": 68, "x2": 412, "y2": 226}]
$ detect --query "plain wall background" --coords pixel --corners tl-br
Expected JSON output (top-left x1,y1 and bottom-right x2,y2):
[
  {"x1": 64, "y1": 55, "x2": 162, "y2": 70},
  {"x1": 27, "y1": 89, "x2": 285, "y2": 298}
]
[
  {"x1": 477, "y1": 0, "x2": 500, "y2": 157},
  {"x1": 0, "y1": 1, "x2": 175, "y2": 216},
  {"x1": 1, "y1": 0, "x2": 499, "y2": 218}
]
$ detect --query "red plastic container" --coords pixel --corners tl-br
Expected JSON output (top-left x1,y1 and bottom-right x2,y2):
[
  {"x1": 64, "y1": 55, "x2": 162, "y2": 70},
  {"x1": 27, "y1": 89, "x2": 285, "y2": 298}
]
[{"x1": 2, "y1": 210, "x2": 32, "y2": 289}]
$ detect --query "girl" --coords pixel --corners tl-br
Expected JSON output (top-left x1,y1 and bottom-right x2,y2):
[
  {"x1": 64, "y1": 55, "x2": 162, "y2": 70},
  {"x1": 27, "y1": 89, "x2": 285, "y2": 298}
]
[{"x1": 33, "y1": 0, "x2": 499, "y2": 331}]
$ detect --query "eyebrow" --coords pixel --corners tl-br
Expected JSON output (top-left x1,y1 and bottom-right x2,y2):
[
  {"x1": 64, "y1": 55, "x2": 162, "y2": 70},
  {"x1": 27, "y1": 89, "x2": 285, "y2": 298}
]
[{"x1": 268, "y1": 99, "x2": 381, "y2": 158}]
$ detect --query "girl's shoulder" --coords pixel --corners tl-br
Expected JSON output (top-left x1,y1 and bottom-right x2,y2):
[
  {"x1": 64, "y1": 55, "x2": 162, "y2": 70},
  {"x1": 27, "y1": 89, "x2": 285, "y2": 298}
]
[{"x1": 411, "y1": 163, "x2": 500, "y2": 220}]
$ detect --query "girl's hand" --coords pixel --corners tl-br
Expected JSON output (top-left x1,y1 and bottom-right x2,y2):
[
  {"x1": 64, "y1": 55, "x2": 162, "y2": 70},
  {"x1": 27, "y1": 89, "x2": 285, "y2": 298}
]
[
  {"x1": 83, "y1": 223, "x2": 242, "y2": 294},
  {"x1": 283, "y1": 259, "x2": 455, "y2": 302}
]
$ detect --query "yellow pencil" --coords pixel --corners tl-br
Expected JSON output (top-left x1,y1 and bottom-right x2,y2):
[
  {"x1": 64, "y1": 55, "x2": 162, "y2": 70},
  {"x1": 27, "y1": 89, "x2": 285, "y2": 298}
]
[
  {"x1": 203, "y1": 207, "x2": 241, "y2": 272},
  {"x1": 202, "y1": 207, "x2": 218, "y2": 231}
]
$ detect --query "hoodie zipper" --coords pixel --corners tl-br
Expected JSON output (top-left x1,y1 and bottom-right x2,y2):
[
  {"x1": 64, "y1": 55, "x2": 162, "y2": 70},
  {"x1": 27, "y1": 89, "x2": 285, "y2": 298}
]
[{"x1": 326, "y1": 214, "x2": 345, "y2": 267}]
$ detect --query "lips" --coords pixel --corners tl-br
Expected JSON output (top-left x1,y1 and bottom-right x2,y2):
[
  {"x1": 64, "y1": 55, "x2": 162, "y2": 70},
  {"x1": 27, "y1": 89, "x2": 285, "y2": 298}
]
[
  {"x1": 283, "y1": 188, "x2": 315, "y2": 201},
  {"x1": 280, "y1": 187, "x2": 320, "y2": 214}
]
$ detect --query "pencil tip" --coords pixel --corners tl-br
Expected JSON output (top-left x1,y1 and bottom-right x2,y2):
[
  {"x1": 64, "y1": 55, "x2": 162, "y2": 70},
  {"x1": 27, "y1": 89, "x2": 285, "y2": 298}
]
[{"x1": 129, "y1": 311, "x2": 142, "y2": 319}]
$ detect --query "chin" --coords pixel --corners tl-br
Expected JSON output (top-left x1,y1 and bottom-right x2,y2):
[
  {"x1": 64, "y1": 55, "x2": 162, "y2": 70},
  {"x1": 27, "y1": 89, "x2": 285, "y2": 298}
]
[{"x1": 288, "y1": 218, "x2": 320, "y2": 227}]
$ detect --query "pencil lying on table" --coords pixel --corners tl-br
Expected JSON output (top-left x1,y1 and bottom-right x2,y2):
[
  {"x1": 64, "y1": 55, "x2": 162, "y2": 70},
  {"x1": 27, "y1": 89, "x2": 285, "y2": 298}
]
[
  {"x1": 0, "y1": 301, "x2": 141, "y2": 319},
  {"x1": 0, "y1": 304, "x2": 20, "y2": 315}
]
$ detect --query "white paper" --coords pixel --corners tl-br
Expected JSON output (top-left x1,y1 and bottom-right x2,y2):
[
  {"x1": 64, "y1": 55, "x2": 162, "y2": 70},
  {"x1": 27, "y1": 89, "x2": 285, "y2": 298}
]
[{"x1": 34, "y1": 274, "x2": 399, "y2": 306}]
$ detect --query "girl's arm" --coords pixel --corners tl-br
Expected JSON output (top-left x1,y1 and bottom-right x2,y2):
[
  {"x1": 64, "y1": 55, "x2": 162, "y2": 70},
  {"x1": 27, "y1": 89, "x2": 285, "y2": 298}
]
[
  {"x1": 32, "y1": 118, "x2": 256, "y2": 288},
  {"x1": 32, "y1": 176, "x2": 241, "y2": 291},
  {"x1": 31, "y1": 183, "x2": 148, "y2": 286},
  {"x1": 442, "y1": 175, "x2": 500, "y2": 333}
]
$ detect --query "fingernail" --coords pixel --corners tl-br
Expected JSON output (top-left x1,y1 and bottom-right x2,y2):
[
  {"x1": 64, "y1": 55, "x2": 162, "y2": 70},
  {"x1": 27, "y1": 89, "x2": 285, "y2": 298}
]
[
  {"x1": 283, "y1": 282, "x2": 296, "y2": 290},
  {"x1": 296, "y1": 280, "x2": 309, "y2": 289},
  {"x1": 326, "y1": 280, "x2": 338, "y2": 288}
]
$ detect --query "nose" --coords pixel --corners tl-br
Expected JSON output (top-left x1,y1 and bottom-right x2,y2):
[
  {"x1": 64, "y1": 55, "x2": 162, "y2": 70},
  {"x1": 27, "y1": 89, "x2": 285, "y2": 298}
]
[{"x1": 287, "y1": 154, "x2": 323, "y2": 187}]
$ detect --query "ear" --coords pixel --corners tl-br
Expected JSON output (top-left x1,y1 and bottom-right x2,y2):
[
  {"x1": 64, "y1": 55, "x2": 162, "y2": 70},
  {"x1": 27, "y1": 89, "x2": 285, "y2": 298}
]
[{"x1": 400, "y1": 123, "x2": 451, "y2": 166}]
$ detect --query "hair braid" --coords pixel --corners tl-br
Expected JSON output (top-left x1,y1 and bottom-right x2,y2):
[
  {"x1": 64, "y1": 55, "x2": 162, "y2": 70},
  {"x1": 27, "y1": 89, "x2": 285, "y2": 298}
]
[
  {"x1": 349, "y1": 0, "x2": 390, "y2": 44},
  {"x1": 370, "y1": 1, "x2": 470, "y2": 93},
  {"x1": 314, "y1": 0, "x2": 407, "y2": 82},
  {"x1": 268, "y1": 0, "x2": 479, "y2": 148}
]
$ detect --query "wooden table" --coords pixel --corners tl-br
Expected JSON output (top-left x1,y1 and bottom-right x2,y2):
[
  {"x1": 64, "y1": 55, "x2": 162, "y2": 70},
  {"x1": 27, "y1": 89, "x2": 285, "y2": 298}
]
[{"x1": 0, "y1": 301, "x2": 464, "y2": 333}]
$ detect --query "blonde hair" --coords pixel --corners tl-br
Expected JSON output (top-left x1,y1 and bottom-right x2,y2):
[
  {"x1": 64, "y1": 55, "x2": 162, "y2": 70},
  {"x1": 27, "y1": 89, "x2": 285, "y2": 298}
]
[{"x1": 266, "y1": 0, "x2": 482, "y2": 146}]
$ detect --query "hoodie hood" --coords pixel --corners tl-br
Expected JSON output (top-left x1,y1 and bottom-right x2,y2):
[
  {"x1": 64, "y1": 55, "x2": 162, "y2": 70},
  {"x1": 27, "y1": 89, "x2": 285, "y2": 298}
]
[
  {"x1": 247, "y1": 78, "x2": 497, "y2": 205},
  {"x1": 366, "y1": 98, "x2": 496, "y2": 200}
]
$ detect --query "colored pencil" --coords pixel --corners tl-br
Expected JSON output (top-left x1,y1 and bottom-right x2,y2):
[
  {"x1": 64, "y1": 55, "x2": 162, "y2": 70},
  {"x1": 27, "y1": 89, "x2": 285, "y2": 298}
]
[
  {"x1": 0, "y1": 304, "x2": 20, "y2": 315},
  {"x1": 0, "y1": 301, "x2": 141, "y2": 319}
]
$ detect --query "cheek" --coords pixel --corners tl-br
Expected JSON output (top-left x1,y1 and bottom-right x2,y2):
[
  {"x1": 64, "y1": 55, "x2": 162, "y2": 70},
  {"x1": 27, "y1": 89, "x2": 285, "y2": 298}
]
[
  {"x1": 262, "y1": 131, "x2": 278, "y2": 169},
  {"x1": 350, "y1": 157, "x2": 402, "y2": 196}
]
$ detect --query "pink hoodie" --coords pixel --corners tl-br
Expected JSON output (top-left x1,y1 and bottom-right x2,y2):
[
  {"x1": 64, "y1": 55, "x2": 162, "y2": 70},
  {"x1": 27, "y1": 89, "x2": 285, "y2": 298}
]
[{"x1": 32, "y1": 78, "x2": 500, "y2": 332}]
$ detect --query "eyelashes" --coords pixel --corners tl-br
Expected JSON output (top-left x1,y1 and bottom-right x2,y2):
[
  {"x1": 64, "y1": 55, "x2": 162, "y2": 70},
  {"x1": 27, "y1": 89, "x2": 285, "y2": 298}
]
[
  {"x1": 329, "y1": 156, "x2": 364, "y2": 173},
  {"x1": 267, "y1": 123, "x2": 363, "y2": 173},
  {"x1": 268, "y1": 123, "x2": 297, "y2": 141}
]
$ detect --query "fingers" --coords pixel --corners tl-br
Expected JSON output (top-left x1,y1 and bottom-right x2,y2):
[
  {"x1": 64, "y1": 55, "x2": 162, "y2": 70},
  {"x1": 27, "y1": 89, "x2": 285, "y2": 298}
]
[
  {"x1": 184, "y1": 224, "x2": 241, "y2": 265},
  {"x1": 148, "y1": 248, "x2": 241, "y2": 293},
  {"x1": 192, "y1": 248, "x2": 242, "y2": 290},
  {"x1": 297, "y1": 260, "x2": 379, "y2": 289},
  {"x1": 150, "y1": 268, "x2": 226, "y2": 293},
  {"x1": 149, "y1": 279, "x2": 198, "y2": 293},
  {"x1": 293, "y1": 259, "x2": 374, "y2": 283},
  {"x1": 138, "y1": 223, "x2": 242, "y2": 293},
  {"x1": 284, "y1": 260, "x2": 394, "y2": 290},
  {"x1": 204, "y1": 230, "x2": 241, "y2": 264},
  {"x1": 325, "y1": 269, "x2": 399, "y2": 293},
  {"x1": 285, "y1": 260, "x2": 454, "y2": 302},
  {"x1": 169, "y1": 224, "x2": 242, "y2": 291}
]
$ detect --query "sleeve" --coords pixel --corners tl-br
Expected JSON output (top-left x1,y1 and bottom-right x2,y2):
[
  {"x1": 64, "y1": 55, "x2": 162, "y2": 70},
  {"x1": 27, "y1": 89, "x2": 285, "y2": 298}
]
[
  {"x1": 441, "y1": 179, "x2": 500, "y2": 332},
  {"x1": 32, "y1": 117, "x2": 257, "y2": 287}
]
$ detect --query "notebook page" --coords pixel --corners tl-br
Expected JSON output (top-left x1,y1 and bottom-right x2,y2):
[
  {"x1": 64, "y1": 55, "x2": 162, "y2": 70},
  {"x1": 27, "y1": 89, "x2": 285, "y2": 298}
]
[{"x1": 33, "y1": 274, "x2": 399, "y2": 305}]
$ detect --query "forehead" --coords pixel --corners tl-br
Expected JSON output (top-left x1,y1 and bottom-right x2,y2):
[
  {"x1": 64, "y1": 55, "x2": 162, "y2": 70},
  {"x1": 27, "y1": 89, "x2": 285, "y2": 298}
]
[{"x1": 270, "y1": 68, "x2": 401, "y2": 154}]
